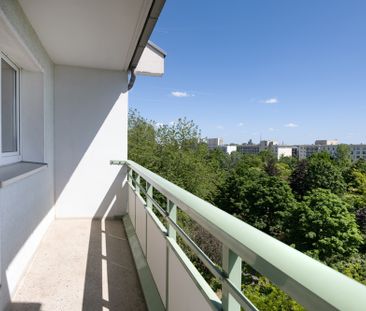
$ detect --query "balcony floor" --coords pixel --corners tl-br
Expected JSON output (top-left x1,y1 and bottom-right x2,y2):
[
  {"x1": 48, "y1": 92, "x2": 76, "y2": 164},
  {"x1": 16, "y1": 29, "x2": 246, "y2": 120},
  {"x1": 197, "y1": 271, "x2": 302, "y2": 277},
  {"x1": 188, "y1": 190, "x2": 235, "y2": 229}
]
[{"x1": 9, "y1": 219, "x2": 146, "y2": 311}]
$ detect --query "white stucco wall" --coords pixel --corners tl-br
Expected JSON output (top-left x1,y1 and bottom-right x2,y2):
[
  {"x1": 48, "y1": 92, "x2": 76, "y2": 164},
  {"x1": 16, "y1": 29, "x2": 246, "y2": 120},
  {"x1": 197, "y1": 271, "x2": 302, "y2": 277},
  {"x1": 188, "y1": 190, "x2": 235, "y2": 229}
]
[
  {"x1": 20, "y1": 71, "x2": 45, "y2": 162},
  {"x1": 276, "y1": 147, "x2": 293, "y2": 159},
  {"x1": 0, "y1": 2, "x2": 132, "y2": 309},
  {"x1": 0, "y1": 1, "x2": 55, "y2": 310},
  {"x1": 54, "y1": 65, "x2": 128, "y2": 219}
]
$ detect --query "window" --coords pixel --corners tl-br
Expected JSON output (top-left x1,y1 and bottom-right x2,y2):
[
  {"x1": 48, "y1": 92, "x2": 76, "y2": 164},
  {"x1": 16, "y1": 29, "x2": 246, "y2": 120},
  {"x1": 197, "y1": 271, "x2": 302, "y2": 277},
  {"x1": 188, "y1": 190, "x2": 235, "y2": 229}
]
[{"x1": 0, "y1": 54, "x2": 20, "y2": 165}]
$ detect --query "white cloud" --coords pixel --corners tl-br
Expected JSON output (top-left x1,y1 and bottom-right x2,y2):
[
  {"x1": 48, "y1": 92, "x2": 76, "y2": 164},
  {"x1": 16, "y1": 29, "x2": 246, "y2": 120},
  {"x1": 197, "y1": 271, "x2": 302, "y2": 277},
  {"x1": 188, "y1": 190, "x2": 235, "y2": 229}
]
[
  {"x1": 268, "y1": 127, "x2": 275, "y2": 132},
  {"x1": 237, "y1": 122, "x2": 244, "y2": 127},
  {"x1": 284, "y1": 123, "x2": 298, "y2": 128},
  {"x1": 216, "y1": 125, "x2": 224, "y2": 130},
  {"x1": 171, "y1": 91, "x2": 190, "y2": 97},
  {"x1": 262, "y1": 97, "x2": 279, "y2": 104},
  {"x1": 155, "y1": 122, "x2": 164, "y2": 128}
]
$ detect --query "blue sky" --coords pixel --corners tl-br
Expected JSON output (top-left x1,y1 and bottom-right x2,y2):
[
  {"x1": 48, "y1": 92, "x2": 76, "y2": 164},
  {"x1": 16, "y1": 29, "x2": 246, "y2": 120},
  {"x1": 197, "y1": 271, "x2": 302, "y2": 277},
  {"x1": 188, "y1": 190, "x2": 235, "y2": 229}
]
[{"x1": 130, "y1": 0, "x2": 366, "y2": 145}]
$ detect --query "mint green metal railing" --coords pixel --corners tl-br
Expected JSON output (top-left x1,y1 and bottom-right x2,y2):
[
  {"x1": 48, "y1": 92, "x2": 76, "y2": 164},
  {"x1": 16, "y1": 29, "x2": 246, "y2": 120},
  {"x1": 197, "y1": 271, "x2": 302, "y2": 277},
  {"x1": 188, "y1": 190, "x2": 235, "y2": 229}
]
[{"x1": 111, "y1": 159, "x2": 366, "y2": 311}]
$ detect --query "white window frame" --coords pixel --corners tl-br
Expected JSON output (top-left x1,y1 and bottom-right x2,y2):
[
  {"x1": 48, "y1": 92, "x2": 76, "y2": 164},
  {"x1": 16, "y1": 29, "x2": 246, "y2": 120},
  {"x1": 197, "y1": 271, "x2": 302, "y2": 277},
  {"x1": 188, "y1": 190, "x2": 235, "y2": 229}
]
[{"x1": 0, "y1": 53, "x2": 21, "y2": 166}]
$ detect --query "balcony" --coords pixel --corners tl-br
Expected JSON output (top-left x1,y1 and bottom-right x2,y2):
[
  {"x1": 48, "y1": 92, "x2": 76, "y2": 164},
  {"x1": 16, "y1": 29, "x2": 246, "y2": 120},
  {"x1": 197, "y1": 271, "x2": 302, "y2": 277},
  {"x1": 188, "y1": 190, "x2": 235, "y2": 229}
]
[{"x1": 8, "y1": 160, "x2": 366, "y2": 311}]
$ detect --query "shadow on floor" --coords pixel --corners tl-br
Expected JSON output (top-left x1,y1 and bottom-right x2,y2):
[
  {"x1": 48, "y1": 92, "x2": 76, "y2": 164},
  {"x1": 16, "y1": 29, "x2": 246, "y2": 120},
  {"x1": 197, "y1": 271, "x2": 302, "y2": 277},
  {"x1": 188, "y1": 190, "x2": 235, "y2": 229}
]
[{"x1": 81, "y1": 170, "x2": 147, "y2": 311}]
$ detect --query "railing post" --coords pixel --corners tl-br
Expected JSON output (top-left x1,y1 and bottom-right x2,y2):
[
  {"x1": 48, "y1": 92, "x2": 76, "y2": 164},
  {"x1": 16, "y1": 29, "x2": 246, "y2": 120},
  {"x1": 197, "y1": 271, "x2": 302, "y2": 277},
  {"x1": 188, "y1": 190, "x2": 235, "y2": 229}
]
[
  {"x1": 128, "y1": 167, "x2": 132, "y2": 185},
  {"x1": 146, "y1": 182, "x2": 153, "y2": 209},
  {"x1": 222, "y1": 246, "x2": 241, "y2": 311},
  {"x1": 167, "y1": 199, "x2": 177, "y2": 240},
  {"x1": 135, "y1": 174, "x2": 141, "y2": 195},
  {"x1": 145, "y1": 182, "x2": 153, "y2": 257},
  {"x1": 166, "y1": 199, "x2": 177, "y2": 310}
]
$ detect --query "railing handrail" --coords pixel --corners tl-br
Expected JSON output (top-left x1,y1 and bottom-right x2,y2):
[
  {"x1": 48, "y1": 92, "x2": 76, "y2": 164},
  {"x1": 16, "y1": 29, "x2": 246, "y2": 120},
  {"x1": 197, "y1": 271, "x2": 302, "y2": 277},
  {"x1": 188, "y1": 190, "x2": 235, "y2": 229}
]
[{"x1": 112, "y1": 159, "x2": 366, "y2": 310}]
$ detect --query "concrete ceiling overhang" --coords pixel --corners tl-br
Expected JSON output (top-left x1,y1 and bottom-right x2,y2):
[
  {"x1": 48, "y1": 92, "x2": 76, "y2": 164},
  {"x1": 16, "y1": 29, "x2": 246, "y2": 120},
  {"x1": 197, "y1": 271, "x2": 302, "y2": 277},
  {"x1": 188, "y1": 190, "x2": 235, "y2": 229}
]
[{"x1": 18, "y1": 0, "x2": 165, "y2": 71}]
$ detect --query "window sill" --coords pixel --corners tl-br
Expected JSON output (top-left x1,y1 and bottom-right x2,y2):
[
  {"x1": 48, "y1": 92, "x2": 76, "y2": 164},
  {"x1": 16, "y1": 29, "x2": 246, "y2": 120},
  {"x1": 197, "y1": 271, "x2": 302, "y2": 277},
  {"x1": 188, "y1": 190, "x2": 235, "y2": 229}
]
[{"x1": 0, "y1": 161, "x2": 48, "y2": 188}]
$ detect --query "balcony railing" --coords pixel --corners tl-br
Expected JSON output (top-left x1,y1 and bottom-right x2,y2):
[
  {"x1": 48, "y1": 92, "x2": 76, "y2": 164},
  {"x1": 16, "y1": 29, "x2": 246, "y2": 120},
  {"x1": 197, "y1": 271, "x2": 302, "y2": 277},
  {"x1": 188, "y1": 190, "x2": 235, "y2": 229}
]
[{"x1": 111, "y1": 160, "x2": 366, "y2": 311}]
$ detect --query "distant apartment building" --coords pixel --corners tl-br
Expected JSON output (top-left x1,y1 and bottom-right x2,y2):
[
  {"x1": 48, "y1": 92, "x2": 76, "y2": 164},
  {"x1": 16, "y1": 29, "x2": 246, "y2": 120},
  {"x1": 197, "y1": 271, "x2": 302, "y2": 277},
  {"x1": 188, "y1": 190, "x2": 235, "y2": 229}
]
[
  {"x1": 315, "y1": 139, "x2": 339, "y2": 146},
  {"x1": 349, "y1": 145, "x2": 366, "y2": 161},
  {"x1": 259, "y1": 140, "x2": 278, "y2": 151},
  {"x1": 220, "y1": 145, "x2": 238, "y2": 154},
  {"x1": 209, "y1": 136, "x2": 366, "y2": 161},
  {"x1": 298, "y1": 140, "x2": 366, "y2": 161},
  {"x1": 236, "y1": 140, "x2": 278, "y2": 154},
  {"x1": 319, "y1": 144, "x2": 366, "y2": 161},
  {"x1": 274, "y1": 146, "x2": 293, "y2": 160},
  {"x1": 207, "y1": 137, "x2": 224, "y2": 150},
  {"x1": 298, "y1": 145, "x2": 321, "y2": 160},
  {"x1": 298, "y1": 140, "x2": 337, "y2": 159},
  {"x1": 237, "y1": 144, "x2": 260, "y2": 155}
]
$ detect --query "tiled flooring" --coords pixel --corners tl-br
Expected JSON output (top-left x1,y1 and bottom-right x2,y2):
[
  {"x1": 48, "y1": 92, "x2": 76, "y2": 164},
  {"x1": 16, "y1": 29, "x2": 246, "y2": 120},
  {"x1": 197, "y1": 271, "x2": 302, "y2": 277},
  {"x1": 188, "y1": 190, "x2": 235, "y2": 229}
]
[{"x1": 9, "y1": 219, "x2": 146, "y2": 311}]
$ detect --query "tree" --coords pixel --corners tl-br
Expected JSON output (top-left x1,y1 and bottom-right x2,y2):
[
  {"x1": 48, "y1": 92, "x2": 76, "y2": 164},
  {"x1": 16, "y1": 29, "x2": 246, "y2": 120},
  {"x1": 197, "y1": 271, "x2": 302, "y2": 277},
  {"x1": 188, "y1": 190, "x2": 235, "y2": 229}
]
[
  {"x1": 227, "y1": 151, "x2": 243, "y2": 169},
  {"x1": 356, "y1": 207, "x2": 366, "y2": 236},
  {"x1": 344, "y1": 168, "x2": 366, "y2": 213},
  {"x1": 335, "y1": 144, "x2": 352, "y2": 171},
  {"x1": 306, "y1": 155, "x2": 346, "y2": 194},
  {"x1": 289, "y1": 160, "x2": 309, "y2": 197},
  {"x1": 276, "y1": 161, "x2": 293, "y2": 181},
  {"x1": 353, "y1": 159, "x2": 366, "y2": 174},
  {"x1": 347, "y1": 169, "x2": 366, "y2": 196},
  {"x1": 331, "y1": 254, "x2": 366, "y2": 285},
  {"x1": 278, "y1": 155, "x2": 298, "y2": 171},
  {"x1": 128, "y1": 109, "x2": 158, "y2": 170},
  {"x1": 261, "y1": 151, "x2": 279, "y2": 176},
  {"x1": 356, "y1": 207, "x2": 366, "y2": 252},
  {"x1": 129, "y1": 113, "x2": 226, "y2": 202},
  {"x1": 154, "y1": 118, "x2": 226, "y2": 201},
  {"x1": 290, "y1": 154, "x2": 346, "y2": 197},
  {"x1": 244, "y1": 277, "x2": 304, "y2": 311},
  {"x1": 288, "y1": 189, "x2": 363, "y2": 261},
  {"x1": 217, "y1": 166, "x2": 297, "y2": 239}
]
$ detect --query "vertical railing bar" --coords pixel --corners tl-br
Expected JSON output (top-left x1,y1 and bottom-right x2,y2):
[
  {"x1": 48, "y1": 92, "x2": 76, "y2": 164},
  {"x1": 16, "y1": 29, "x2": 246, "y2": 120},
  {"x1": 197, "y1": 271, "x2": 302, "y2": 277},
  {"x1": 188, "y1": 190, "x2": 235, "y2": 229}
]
[
  {"x1": 128, "y1": 166, "x2": 132, "y2": 185},
  {"x1": 222, "y1": 246, "x2": 242, "y2": 311},
  {"x1": 146, "y1": 182, "x2": 153, "y2": 257},
  {"x1": 135, "y1": 173, "x2": 140, "y2": 234},
  {"x1": 146, "y1": 182, "x2": 153, "y2": 209},
  {"x1": 167, "y1": 199, "x2": 177, "y2": 241},
  {"x1": 128, "y1": 167, "x2": 135, "y2": 227},
  {"x1": 135, "y1": 173, "x2": 141, "y2": 195},
  {"x1": 166, "y1": 198, "x2": 177, "y2": 310}
]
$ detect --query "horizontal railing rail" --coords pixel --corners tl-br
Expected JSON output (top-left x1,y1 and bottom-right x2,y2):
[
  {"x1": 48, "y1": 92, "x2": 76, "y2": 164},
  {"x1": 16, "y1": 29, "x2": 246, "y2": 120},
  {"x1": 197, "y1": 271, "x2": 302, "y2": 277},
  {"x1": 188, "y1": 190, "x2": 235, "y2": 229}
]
[
  {"x1": 127, "y1": 172, "x2": 257, "y2": 311},
  {"x1": 111, "y1": 159, "x2": 366, "y2": 311}
]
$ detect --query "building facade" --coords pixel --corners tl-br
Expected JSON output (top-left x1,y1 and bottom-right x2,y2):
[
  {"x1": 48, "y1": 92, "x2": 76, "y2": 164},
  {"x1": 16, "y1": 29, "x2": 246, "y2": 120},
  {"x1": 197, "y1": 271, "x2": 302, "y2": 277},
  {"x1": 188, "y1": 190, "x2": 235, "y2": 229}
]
[
  {"x1": 220, "y1": 145, "x2": 238, "y2": 154},
  {"x1": 315, "y1": 139, "x2": 339, "y2": 146},
  {"x1": 207, "y1": 137, "x2": 224, "y2": 149},
  {"x1": 320, "y1": 144, "x2": 366, "y2": 161},
  {"x1": 298, "y1": 141, "x2": 366, "y2": 161},
  {"x1": 0, "y1": 1, "x2": 165, "y2": 309},
  {"x1": 236, "y1": 144, "x2": 260, "y2": 155},
  {"x1": 274, "y1": 146, "x2": 293, "y2": 160}
]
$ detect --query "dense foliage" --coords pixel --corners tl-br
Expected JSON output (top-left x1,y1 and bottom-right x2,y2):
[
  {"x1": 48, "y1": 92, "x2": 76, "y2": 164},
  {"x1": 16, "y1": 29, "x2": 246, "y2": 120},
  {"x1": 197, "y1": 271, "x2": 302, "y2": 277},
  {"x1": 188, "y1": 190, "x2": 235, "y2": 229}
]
[
  {"x1": 288, "y1": 189, "x2": 362, "y2": 260},
  {"x1": 128, "y1": 110, "x2": 225, "y2": 202},
  {"x1": 128, "y1": 110, "x2": 366, "y2": 310},
  {"x1": 290, "y1": 153, "x2": 346, "y2": 197},
  {"x1": 217, "y1": 164, "x2": 297, "y2": 239}
]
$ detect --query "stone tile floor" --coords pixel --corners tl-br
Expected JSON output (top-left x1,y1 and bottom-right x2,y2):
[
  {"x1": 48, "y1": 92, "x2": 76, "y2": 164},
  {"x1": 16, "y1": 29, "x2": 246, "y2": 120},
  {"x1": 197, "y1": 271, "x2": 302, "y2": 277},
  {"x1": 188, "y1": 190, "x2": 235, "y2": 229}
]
[{"x1": 8, "y1": 219, "x2": 146, "y2": 311}]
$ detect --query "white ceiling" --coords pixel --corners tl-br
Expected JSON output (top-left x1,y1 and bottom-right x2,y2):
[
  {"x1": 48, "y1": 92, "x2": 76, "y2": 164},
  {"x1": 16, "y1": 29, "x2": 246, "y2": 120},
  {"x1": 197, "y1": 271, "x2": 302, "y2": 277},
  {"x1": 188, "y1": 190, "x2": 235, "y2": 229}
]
[{"x1": 19, "y1": 0, "x2": 152, "y2": 70}]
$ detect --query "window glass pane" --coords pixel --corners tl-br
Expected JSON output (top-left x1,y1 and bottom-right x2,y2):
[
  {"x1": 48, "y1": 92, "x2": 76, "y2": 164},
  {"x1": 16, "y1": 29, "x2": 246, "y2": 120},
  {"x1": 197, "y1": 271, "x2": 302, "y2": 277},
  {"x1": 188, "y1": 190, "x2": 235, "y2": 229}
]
[{"x1": 1, "y1": 59, "x2": 17, "y2": 153}]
